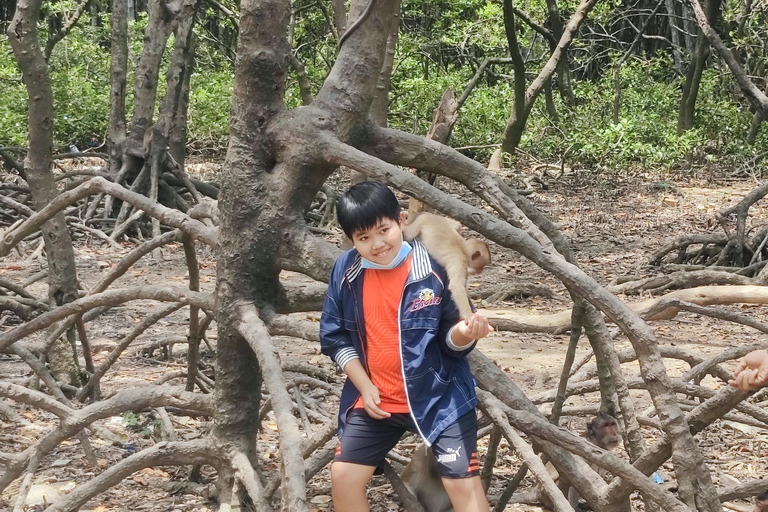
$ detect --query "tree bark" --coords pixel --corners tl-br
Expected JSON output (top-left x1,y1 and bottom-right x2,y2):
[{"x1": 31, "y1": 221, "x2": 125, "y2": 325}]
[
  {"x1": 7, "y1": 0, "x2": 82, "y2": 387},
  {"x1": 677, "y1": 0, "x2": 722, "y2": 133},
  {"x1": 108, "y1": 0, "x2": 129, "y2": 175}
]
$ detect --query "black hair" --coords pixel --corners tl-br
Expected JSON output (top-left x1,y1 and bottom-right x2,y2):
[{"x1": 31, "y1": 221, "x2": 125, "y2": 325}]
[{"x1": 337, "y1": 180, "x2": 401, "y2": 239}]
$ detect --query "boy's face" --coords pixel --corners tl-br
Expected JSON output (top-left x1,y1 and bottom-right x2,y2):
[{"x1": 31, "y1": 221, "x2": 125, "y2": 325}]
[{"x1": 350, "y1": 212, "x2": 407, "y2": 265}]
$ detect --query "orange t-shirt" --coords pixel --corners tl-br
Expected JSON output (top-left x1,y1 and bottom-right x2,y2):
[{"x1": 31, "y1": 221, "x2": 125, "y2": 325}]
[{"x1": 354, "y1": 256, "x2": 412, "y2": 414}]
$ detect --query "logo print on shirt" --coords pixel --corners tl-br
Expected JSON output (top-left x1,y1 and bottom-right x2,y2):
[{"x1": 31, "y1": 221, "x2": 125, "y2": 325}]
[
  {"x1": 436, "y1": 446, "x2": 462, "y2": 464},
  {"x1": 410, "y1": 288, "x2": 442, "y2": 312}
]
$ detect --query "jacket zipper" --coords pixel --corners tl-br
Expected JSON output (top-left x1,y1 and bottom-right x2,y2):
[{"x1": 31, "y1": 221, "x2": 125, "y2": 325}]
[{"x1": 398, "y1": 271, "x2": 432, "y2": 445}]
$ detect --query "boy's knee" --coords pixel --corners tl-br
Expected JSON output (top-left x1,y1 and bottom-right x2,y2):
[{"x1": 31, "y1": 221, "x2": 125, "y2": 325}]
[{"x1": 331, "y1": 461, "x2": 374, "y2": 487}]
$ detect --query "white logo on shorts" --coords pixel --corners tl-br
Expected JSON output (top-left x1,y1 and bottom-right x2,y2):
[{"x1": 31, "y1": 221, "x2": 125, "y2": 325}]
[{"x1": 436, "y1": 446, "x2": 462, "y2": 464}]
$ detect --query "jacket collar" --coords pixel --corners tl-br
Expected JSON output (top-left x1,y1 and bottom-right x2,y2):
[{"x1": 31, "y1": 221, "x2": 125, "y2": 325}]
[{"x1": 345, "y1": 239, "x2": 432, "y2": 283}]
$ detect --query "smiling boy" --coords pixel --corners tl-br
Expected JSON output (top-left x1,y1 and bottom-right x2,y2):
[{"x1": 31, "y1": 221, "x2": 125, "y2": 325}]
[{"x1": 319, "y1": 180, "x2": 493, "y2": 512}]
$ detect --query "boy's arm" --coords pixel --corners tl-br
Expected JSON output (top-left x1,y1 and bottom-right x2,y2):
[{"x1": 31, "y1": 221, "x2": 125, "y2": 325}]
[
  {"x1": 319, "y1": 258, "x2": 360, "y2": 369},
  {"x1": 436, "y1": 271, "x2": 493, "y2": 356},
  {"x1": 729, "y1": 349, "x2": 768, "y2": 391},
  {"x1": 436, "y1": 281, "x2": 476, "y2": 357},
  {"x1": 343, "y1": 359, "x2": 390, "y2": 419}
]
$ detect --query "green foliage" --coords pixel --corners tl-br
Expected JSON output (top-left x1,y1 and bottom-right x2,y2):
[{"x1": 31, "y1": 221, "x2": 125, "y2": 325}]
[
  {"x1": 0, "y1": 40, "x2": 28, "y2": 147},
  {"x1": 122, "y1": 411, "x2": 139, "y2": 427},
  {"x1": 187, "y1": 70, "x2": 233, "y2": 148}
]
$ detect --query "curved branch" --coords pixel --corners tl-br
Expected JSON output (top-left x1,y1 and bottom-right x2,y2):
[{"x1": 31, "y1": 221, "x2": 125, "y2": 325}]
[
  {"x1": 478, "y1": 393, "x2": 574, "y2": 512},
  {"x1": 236, "y1": 302, "x2": 308, "y2": 509},
  {"x1": 0, "y1": 382, "x2": 72, "y2": 418},
  {"x1": 43, "y1": 0, "x2": 91, "y2": 59},
  {"x1": 2, "y1": 386, "x2": 213, "y2": 491},
  {"x1": 0, "y1": 177, "x2": 217, "y2": 257},
  {"x1": 44, "y1": 440, "x2": 219, "y2": 512},
  {"x1": 0, "y1": 286, "x2": 214, "y2": 351}
]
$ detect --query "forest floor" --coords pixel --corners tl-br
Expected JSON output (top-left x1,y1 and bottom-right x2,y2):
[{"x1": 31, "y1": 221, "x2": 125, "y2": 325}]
[{"x1": 1, "y1": 163, "x2": 767, "y2": 511}]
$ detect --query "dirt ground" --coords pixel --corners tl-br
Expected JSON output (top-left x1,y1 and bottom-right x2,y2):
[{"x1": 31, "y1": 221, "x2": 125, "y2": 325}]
[{"x1": 1, "y1": 167, "x2": 767, "y2": 511}]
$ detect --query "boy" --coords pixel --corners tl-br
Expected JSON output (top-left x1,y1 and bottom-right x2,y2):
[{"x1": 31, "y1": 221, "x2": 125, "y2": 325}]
[{"x1": 320, "y1": 181, "x2": 493, "y2": 512}]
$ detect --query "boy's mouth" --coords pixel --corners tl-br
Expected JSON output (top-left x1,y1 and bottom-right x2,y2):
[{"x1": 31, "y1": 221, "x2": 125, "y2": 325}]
[{"x1": 374, "y1": 248, "x2": 391, "y2": 259}]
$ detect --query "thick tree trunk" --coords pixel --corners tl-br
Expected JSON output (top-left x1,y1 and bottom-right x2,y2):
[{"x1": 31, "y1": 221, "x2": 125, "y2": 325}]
[{"x1": 7, "y1": 0, "x2": 82, "y2": 387}]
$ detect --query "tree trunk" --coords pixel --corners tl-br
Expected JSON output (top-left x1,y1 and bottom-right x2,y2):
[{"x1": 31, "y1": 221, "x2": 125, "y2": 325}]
[
  {"x1": 170, "y1": 29, "x2": 197, "y2": 168},
  {"x1": 501, "y1": 0, "x2": 528, "y2": 152},
  {"x1": 665, "y1": 0, "x2": 684, "y2": 73},
  {"x1": 108, "y1": 0, "x2": 128, "y2": 175},
  {"x1": 545, "y1": 0, "x2": 574, "y2": 104},
  {"x1": 7, "y1": 0, "x2": 82, "y2": 387}
]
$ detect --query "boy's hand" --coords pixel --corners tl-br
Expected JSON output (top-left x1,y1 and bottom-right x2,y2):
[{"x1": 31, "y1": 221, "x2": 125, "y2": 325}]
[
  {"x1": 359, "y1": 384, "x2": 391, "y2": 419},
  {"x1": 729, "y1": 350, "x2": 768, "y2": 391},
  {"x1": 452, "y1": 313, "x2": 494, "y2": 347}
]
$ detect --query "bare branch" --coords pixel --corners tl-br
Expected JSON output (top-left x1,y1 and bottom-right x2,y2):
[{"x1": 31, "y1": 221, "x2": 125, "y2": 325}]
[
  {"x1": 479, "y1": 390, "x2": 688, "y2": 511},
  {"x1": 0, "y1": 177, "x2": 217, "y2": 257},
  {"x1": 685, "y1": 0, "x2": 768, "y2": 117},
  {"x1": 44, "y1": 0, "x2": 91, "y2": 59},
  {"x1": 0, "y1": 286, "x2": 214, "y2": 351}
]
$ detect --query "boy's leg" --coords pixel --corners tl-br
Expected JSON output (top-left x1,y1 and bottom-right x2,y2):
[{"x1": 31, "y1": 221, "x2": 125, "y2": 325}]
[
  {"x1": 331, "y1": 462, "x2": 376, "y2": 512},
  {"x1": 332, "y1": 410, "x2": 411, "y2": 512},
  {"x1": 442, "y1": 475, "x2": 490, "y2": 512},
  {"x1": 431, "y1": 410, "x2": 490, "y2": 512}
]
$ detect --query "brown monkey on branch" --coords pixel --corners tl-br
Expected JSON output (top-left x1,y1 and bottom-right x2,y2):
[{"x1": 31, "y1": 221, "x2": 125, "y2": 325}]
[
  {"x1": 403, "y1": 212, "x2": 491, "y2": 320},
  {"x1": 561, "y1": 413, "x2": 627, "y2": 511}
]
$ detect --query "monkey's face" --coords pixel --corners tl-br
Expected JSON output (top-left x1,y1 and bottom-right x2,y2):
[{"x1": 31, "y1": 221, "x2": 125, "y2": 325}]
[{"x1": 350, "y1": 213, "x2": 407, "y2": 266}]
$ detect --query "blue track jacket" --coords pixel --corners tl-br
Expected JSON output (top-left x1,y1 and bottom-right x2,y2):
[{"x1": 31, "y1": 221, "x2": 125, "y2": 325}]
[{"x1": 319, "y1": 240, "x2": 477, "y2": 445}]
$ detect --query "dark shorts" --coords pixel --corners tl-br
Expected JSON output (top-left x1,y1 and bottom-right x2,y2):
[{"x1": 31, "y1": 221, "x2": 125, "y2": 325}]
[{"x1": 334, "y1": 409, "x2": 480, "y2": 478}]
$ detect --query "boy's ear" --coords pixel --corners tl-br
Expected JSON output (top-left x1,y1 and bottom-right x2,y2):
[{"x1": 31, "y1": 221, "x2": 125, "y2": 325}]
[{"x1": 399, "y1": 211, "x2": 407, "y2": 226}]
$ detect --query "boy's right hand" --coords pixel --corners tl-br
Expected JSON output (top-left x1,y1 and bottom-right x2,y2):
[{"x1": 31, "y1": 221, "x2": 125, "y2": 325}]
[{"x1": 359, "y1": 384, "x2": 391, "y2": 419}]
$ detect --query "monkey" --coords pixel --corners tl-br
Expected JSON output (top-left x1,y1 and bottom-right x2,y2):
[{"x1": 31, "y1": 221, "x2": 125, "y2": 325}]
[
  {"x1": 585, "y1": 412, "x2": 622, "y2": 452},
  {"x1": 400, "y1": 444, "x2": 454, "y2": 512},
  {"x1": 535, "y1": 413, "x2": 628, "y2": 511},
  {"x1": 402, "y1": 212, "x2": 491, "y2": 321},
  {"x1": 567, "y1": 413, "x2": 627, "y2": 510},
  {"x1": 754, "y1": 490, "x2": 768, "y2": 512}
]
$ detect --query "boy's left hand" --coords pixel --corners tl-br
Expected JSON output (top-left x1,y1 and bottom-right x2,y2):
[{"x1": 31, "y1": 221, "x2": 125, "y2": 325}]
[{"x1": 455, "y1": 313, "x2": 494, "y2": 341}]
